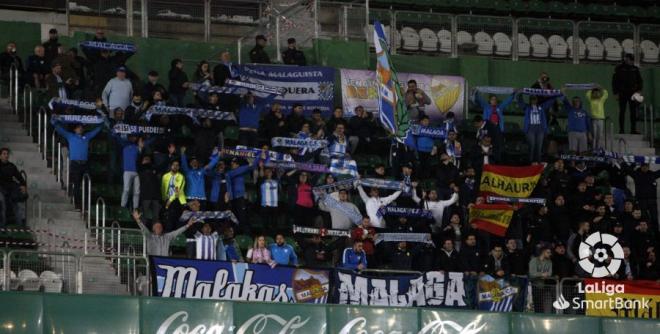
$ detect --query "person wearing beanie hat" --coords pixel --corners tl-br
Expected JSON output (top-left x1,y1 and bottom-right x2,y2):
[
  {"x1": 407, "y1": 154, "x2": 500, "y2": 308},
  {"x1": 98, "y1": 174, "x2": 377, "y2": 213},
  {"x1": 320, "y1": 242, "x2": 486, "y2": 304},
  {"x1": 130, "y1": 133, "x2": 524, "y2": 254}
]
[
  {"x1": 282, "y1": 37, "x2": 306, "y2": 66},
  {"x1": 250, "y1": 35, "x2": 271, "y2": 64}
]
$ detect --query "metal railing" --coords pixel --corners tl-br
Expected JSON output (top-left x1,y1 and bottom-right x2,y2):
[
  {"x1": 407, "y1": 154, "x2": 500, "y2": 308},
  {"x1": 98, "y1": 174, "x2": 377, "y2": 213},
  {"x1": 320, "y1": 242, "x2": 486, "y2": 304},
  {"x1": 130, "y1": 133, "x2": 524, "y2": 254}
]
[
  {"x1": 641, "y1": 104, "x2": 655, "y2": 148},
  {"x1": 22, "y1": 85, "x2": 32, "y2": 133},
  {"x1": 85, "y1": 225, "x2": 146, "y2": 258},
  {"x1": 8, "y1": 64, "x2": 19, "y2": 114},
  {"x1": 529, "y1": 277, "x2": 559, "y2": 314},
  {"x1": 81, "y1": 173, "x2": 92, "y2": 225}
]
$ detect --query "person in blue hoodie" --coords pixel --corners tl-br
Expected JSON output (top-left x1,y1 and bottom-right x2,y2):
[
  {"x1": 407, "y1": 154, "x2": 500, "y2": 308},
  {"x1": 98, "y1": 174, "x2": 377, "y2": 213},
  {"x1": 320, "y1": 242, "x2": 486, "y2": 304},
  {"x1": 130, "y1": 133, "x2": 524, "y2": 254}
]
[
  {"x1": 238, "y1": 91, "x2": 277, "y2": 148},
  {"x1": 269, "y1": 234, "x2": 298, "y2": 266},
  {"x1": 517, "y1": 92, "x2": 557, "y2": 163},
  {"x1": 474, "y1": 91, "x2": 516, "y2": 132},
  {"x1": 415, "y1": 116, "x2": 437, "y2": 179},
  {"x1": 341, "y1": 240, "x2": 367, "y2": 270},
  {"x1": 180, "y1": 146, "x2": 220, "y2": 208},
  {"x1": 206, "y1": 160, "x2": 228, "y2": 211},
  {"x1": 561, "y1": 94, "x2": 592, "y2": 154},
  {"x1": 226, "y1": 155, "x2": 260, "y2": 230},
  {"x1": 113, "y1": 133, "x2": 154, "y2": 210},
  {"x1": 51, "y1": 119, "x2": 103, "y2": 209}
]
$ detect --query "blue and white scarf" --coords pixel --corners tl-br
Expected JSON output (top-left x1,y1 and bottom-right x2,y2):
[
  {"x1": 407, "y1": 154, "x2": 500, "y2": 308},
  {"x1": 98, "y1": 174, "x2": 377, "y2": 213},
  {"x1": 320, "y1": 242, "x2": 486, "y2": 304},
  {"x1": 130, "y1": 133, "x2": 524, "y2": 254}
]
[
  {"x1": 487, "y1": 196, "x2": 546, "y2": 205},
  {"x1": 321, "y1": 194, "x2": 363, "y2": 225},
  {"x1": 112, "y1": 124, "x2": 165, "y2": 135},
  {"x1": 360, "y1": 178, "x2": 404, "y2": 191},
  {"x1": 179, "y1": 210, "x2": 238, "y2": 224},
  {"x1": 377, "y1": 206, "x2": 433, "y2": 220},
  {"x1": 292, "y1": 225, "x2": 350, "y2": 237},
  {"x1": 329, "y1": 159, "x2": 358, "y2": 176},
  {"x1": 145, "y1": 105, "x2": 236, "y2": 124},
  {"x1": 222, "y1": 146, "x2": 293, "y2": 162},
  {"x1": 600, "y1": 151, "x2": 660, "y2": 165},
  {"x1": 265, "y1": 160, "x2": 330, "y2": 173},
  {"x1": 271, "y1": 137, "x2": 328, "y2": 151},
  {"x1": 521, "y1": 88, "x2": 562, "y2": 97},
  {"x1": 51, "y1": 114, "x2": 104, "y2": 124},
  {"x1": 79, "y1": 40, "x2": 137, "y2": 53},
  {"x1": 475, "y1": 86, "x2": 516, "y2": 95},
  {"x1": 374, "y1": 233, "x2": 434, "y2": 245},
  {"x1": 190, "y1": 80, "x2": 281, "y2": 96},
  {"x1": 560, "y1": 154, "x2": 610, "y2": 163},
  {"x1": 312, "y1": 178, "x2": 357, "y2": 195},
  {"x1": 411, "y1": 124, "x2": 447, "y2": 139},
  {"x1": 48, "y1": 98, "x2": 97, "y2": 111},
  {"x1": 564, "y1": 83, "x2": 599, "y2": 90}
]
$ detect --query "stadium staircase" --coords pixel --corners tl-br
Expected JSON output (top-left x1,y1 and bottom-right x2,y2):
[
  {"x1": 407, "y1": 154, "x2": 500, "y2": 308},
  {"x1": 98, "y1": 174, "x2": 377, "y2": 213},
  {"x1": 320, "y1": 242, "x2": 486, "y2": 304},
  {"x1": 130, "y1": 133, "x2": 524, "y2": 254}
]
[{"x1": 0, "y1": 97, "x2": 127, "y2": 295}]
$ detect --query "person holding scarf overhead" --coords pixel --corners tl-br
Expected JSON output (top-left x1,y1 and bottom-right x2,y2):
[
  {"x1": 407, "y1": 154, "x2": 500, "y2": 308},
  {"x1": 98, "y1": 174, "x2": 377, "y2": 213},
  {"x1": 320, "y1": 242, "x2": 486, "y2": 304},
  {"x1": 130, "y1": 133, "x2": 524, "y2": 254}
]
[
  {"x1": 517, "y1": 91, "x2": 557, "y2": 163},
  {"x1": 213, "y1": 51, "x2": 240, "y2": 112},
  {"x1": 180, "y1": 146, "x2": 220, "y2": 209}
]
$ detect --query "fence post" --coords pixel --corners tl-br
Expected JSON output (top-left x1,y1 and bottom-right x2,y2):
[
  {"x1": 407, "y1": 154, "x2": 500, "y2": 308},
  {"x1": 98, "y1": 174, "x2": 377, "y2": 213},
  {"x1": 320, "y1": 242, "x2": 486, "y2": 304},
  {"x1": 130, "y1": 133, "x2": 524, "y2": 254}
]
[
  {"x1": 275, "y1": 17, "x2": 282, "y2": 62},
  {"x1": 65, "y1": 0, "x2": 70, "y2": 34},
  {"x1": 204, "y1": 0, "x2": 211, "y2": 42},
  {"x1": 126, "y1": 0, "x2": 134, "y2": 37},
  {"x1": 76, "y1": 256, "x2": 83, "y2": 294},
  {"x1": 314, "y1": 0, "x2": 319, "y2": 39},
  {"x1": 450, "y1": 16, "x2": 458, "y2": 58},
  {"x1": 572, "y1": 21, "x2": 579, "y2": 64},
  {"x1": 512, "y1": 18, "x2": 519, "y2": 61},
  {"x1": 141, "y1": 0, "x2": 148, "y2": 38}
]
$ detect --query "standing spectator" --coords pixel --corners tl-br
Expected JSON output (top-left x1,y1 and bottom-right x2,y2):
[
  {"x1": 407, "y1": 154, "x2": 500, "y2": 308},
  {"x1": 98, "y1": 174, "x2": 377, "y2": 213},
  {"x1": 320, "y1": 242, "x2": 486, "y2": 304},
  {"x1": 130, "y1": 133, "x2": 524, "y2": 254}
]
[
  {"x1": 615, "y1": 246, "x2": 638, "y2": 280},
  {"x1": 414, "y1": 116, "x2": 436, "y2": 178},
  {"x1": 168, "y1": 59, "x2": 189, "y2": 107},
  {"x1": 459, "y1": 234, "x2": 482, "y2": 276},
  {"x1": 247, "y1": 235, "x2": 276, "y2": 267},
  {"x1": 302, "y1": 234, "x2": 332, "y2": 267},
  {"x1": 269, "y1": 234, "x2": 298, "y2": 266},
  {"x1": 132, "y1": 210, "x2": 193, "y2": 256},
  {"x1": 0, "y1": 148, "x2": 27, "y2": 227},
  {"x1": 341, "y1": 240, "x2": 367, "y2": 270},
  {"x1": 193, "y1": 221, "x2": 220, "y2": 260},
  {"x1": 412, "y1": 186, "x2": 459, "y2": 233},
  {"x1": 212, "y1": 51, "x2": 240, "y2": 112},
  {"x1": 180, "y1": 147, "x2": 220, "y2": 208},
  {"x1": 45, "y1": 63, "x2": 72, "y2": 99},
  {"x1": 42, "y1": 28, "x2": 61, "y2": 63},
  {"x1": 405, "y1": 80, "x2": 431, "y2": 120},
  {"x1": 351, "y1": 217, "x2": 377, "y2": 266},
  {"x1": 102, "y1": 67, "x2": 133, "y2": 115},
  {"x1": 356, "y1": 182, "x2": 402, "y2": 229},
  {"x1": 319, "y1": 189, "x2": 361, "y2": 230},
  {"x1": 390, "y1": 241, "x2": 413, "y2": 270},
  {"x1": 222, "y1": 226, "x2": 244, "y2": 262},
  {"x1": 288, "y1": 172, "x2": 315, "y2": 227},
  {"x1": 0, "y1": 42, "x2": 24, "y2": 86},
  {"x1": 327, "y1": 123, "x2": 350, "y2": 159},
  {"x1": 250, "y1": 35, "x2": 271, "y2": 64},
  {"x1": 161, "y1": 160, "x2": 186, "y2": 232},
  {"x1": 623, "y1": 163, "x2": 660, "y2": 228},
  {"x1": 115, "y1": 135, "x2": 148, "y2": 210},
  {"x1": 262, "y1": 103, "x2": 289, "y2": 139},
  {"x1": 561, "y1": 94, "x2": 591, "y2": 154},
  {"x1": 436, "y1": 239, "x2": 461, "y2": 272},
  {"x1": 286, "y1": 103, "x2": 307, "y2": 135},
  {"x1": 206, "y1": 161, "x2": 228, "y2": 211},
  {"x1": 226, "y1": 157, "x2": 259, "y2": 228},
  {"x1": 529, "y1": 247, "x2": 553, "y2": 279},
  {"x1": 612, "y1": 54, "x2": 643, "y2": 134},
  {"x1": 585, "y1": 86, "x2": 608, "y2": 150},
  {"x1": 517, "y1": 93, "x2": 555, "y2": 163},
  {"x1": 138, "y1": 155, "x2": 161, "y2": 223},
  {"x1": 505, "y1": 238, "x2": 528, "y2": 276},
  {"x1": 51, "y1": 120, "x2": 103, "y2": 209},
  {"x1": 257, "y1": 166, "x2": 280, "y2": 228},
  {"x1": 238, "y1": 92, "x2": 273, "y2": 147},
  {"x1": 282, "y1": 38, "x2": 306, "y2": 66},
  {"x1": 474, "y1": 91, "x2": 515, "y2": 133},
  {"x1": 325, "y1": 107, "x2": 348, "y2": 137},
  {"x1": 348, "y1": 105, "x2": 373, "y2": 154},
  {"x1": 530, "y1": 72, "x2": 556, "y2": 112},
  {"x1": 192, "y1": 60, "x2": 213, "y2": 86},
  {"x1": 472, "y1": 115, "x2": 502, "y2": 163},
  {"x1": 26, "y1": 45, "x2": 49, "y2": 88},
  {"x1": 143, "y1": 71, "x2": 167, "y2": 105}
]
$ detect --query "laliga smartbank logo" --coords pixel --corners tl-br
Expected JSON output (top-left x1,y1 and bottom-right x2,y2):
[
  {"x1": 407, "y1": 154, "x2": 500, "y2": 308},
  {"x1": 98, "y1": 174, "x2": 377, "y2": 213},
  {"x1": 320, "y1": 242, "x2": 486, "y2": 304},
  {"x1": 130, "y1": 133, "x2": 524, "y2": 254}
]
[{"x1": 553, "y1": 232, "x2": 650, "y2": 311}]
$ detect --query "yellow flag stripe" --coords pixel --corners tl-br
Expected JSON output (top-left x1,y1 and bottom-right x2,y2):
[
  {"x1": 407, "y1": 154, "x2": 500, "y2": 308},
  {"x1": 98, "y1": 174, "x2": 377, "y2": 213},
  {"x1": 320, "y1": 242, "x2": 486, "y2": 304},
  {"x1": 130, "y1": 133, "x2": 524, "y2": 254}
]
[{"x1": 480, "y1": 171, "x2": 541, "y2": 198}]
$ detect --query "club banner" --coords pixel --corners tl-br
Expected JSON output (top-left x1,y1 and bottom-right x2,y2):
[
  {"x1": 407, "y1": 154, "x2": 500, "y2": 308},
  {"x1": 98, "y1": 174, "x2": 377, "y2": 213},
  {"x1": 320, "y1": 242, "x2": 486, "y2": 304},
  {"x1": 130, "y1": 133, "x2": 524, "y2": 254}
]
[
  {"x1": 479, "y1": 164, "x2": 544, "y2": 198},
  {"x1": 51, "y1": 114, "x2": 104, "y2": 124},
  {"x1": 271, "y1": 137, "x2": 328, "y2": 151},
  {"x1": 239, "y1": 64, "x2": 335, "y2": 115},
  {"x1": 340, "y1": 68, "x2": 465, "y2": 120},
  {"x1": 112, "y1": 123, "x2": 164, "y2": 135},
  {"x1": 477, "y1": 275, "x2": 527, "y2": 312},
  {"x1": 292, "y1": 225, "x2": 350, "y2": 237},
  {"x1": 334, "y1": 270, "x2": 468, "y2": 307},
  {"x1": 151, "y1": 256, "x2": 331, "y2": 303},
  {"x1": 79, "y1": 40, "x2": 137, "y2": 53},
  {"x1": 48, "y1": 98, "x2": 98, "y2": 111},
  {"x1": 583, "y1": 279, "x2": 660, "y2": 319},
  {"x1": 469, "y1": 204, "x2": 514, "y2": 237}
]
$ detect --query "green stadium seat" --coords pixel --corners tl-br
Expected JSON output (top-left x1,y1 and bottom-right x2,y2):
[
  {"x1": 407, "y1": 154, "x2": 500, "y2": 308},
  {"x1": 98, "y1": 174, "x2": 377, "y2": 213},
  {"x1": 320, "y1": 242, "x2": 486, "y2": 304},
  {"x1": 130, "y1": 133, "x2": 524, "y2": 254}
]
[
  {"x1": 114, "y1": 207, "x2": 133, "y2": 223},
  {"x1": 264, "y1": 236, "x2": 275, "y2": 245},
  {"x1": 224, "y1": 126, "x2": 239, "y2": 141},
  {"x1": 285, "y1": 236, "x2": 301, "y2": 253},
  {"x1": 235, "y1": 235, "x2": 254, "y2": 251}
]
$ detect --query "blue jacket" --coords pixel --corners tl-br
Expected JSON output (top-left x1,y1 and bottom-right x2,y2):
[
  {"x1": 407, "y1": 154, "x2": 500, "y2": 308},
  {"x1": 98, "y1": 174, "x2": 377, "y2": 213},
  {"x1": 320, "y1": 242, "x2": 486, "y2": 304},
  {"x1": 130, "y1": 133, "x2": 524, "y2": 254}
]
[
  {"x1": 415, "y1": 135, "x2": 435, "y2": 153},
  {"x1": 517, "y1": 94, "x2": 556, "y2": 134},
  {"x1": 475, "y1": 92, "x2": 515, "y2": 132},
  {"x1": 238, "y1": 95, "x2": 275, "y2": 129},
  {"x1": 114, "y1": 136, "x2": 155, "y2": 172},
  {"x1": 206, "y1": 169, "x2": 227, "y2": 203},
  {"x1": 181, "y1": 153, "x2": 220, "y2": 200},
  {"x1": 51, "y1": 120, "x2": 102, "y2": 161},
  {"x1": 225, "y1": 158, "x2": 258, "y2": 200},
  {"x1": 269, "y1": 243, "x2": 298, "y2": 265},
  {"x1": 341, "y1": 247, "x2": 367, "y2": 269},
  {"x1": 562, "y1": 96, "x2": 592, "y2": 133}
]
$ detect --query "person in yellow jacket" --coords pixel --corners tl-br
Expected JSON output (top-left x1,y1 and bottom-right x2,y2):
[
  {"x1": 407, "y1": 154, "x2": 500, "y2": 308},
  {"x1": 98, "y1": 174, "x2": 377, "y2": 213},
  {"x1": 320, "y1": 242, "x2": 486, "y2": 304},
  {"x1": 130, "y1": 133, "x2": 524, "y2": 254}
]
[
  {"x1": 161, "y1": 160, "x2": 186, "y2": 231},
  {"x1": 586, "y1": 85, "x2": 608, "y2": 150}
]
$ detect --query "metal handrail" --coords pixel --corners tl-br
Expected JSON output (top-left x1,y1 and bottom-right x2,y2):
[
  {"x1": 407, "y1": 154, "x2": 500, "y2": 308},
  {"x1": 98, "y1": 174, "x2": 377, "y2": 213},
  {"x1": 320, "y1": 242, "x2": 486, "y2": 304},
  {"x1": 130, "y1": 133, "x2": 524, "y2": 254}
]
[
  {"x1": 22, "y1": 84, "x2": 32, "y2": 132},
  {"x1": 9, "y1": 64, "x2": 18, "y2": 114},
  {"x1": 95, "y1": 197, "x2": 107, "y2": 246},
  {"x1": 81, "y1": 174, "x2": 92, "y2": 225},
  {"x1": 30, "y1": 194, "x2": 42, "y2": 228}
]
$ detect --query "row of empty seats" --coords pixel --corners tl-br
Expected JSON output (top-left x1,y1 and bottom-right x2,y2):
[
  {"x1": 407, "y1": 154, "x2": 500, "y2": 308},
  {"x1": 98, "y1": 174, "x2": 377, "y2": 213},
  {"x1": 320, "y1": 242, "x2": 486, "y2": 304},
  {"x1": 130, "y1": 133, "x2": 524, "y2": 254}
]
[
  {"x1": 0, "y1": 269, "x2": 63, "y2": 292},
  {"x1": 368, "y1": 25, "x2": 660, "y2": 63}
]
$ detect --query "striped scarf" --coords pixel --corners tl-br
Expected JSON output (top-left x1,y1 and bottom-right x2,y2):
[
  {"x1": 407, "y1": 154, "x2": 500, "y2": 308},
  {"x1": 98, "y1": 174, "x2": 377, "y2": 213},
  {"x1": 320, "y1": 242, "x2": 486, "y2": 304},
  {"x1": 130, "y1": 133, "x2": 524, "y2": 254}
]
[
  {"x1": 487, "y1": 196, "x2": 546, "y2": 205},
  {"x1": 312, "y1": 178, "x2": 356, "y2": 195},
  {"x1": 475, "y1": 86, "x2": 516, "y2": 95},
  {"x1": 521, "y1": 88, "x2": 562, "y2": 97},
  {"x1": 48, "y1": 98, "x2": 97, "y2": 111},
  {"x1": 374, "y1": 233, "x2": 434, "y2": 245},
  {"x1": 271, "y1": 137, "x2": 328, "y2": 151},
  {"x1": 112, "y1": 124, "x2": 164, "y2": 135},
  {"x1": 265, "y1": 160, "x2": 330, "y2": 173},
  {"x1": 222, "y1": 146, "x2": 292, "y2": 162},
  {"x1": 79, "y1": 40, "x2": 137, "y2": 53},
  {"x1": 51, "y1": 114, "x2": 104, "y2": 124},
  {"x1": 292, "y1": 225, "x2": 350, "y2": 237},
  {"x1": 145, "y1": 105, "x2": 236, "y2": 124},
  {"x1": 329, "y1": 159, "x2": 358, "y2": 176},
  {"x1": 411, "y1": 124, "x2": 447, "y2": 139},
  {"x1": 190, "y1": 79, "x2": 280, "y2": 95},
  {"x1": 360, "y1": 178, "x2": 404, "y2": 191},
  {"x1": 321, "y1": 194, "x2": 363, "y2": 225},
  {"x1": 377, "y1": 206, "x2": 433, "y2": 220},
  {"x1": 179, "y1": 210, "x2": 238, "y2": 224},
  {"x1": 564, "y1": 83, "x2": 599, "y2": 90}
]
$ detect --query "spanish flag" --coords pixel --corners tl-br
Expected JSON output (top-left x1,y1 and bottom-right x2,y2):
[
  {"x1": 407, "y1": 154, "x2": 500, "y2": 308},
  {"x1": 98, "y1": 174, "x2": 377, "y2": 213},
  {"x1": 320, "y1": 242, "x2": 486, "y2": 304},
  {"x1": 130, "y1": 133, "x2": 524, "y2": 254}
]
[
  {"x1": 469, "y1": 204, "x2": 514, "y2": 236},
  {"x1": 479, "y1": 165, "x2": 544, "y2": 198},
  {"x1": 584, "y1": 279, "x2": 660, "y2": 319}
]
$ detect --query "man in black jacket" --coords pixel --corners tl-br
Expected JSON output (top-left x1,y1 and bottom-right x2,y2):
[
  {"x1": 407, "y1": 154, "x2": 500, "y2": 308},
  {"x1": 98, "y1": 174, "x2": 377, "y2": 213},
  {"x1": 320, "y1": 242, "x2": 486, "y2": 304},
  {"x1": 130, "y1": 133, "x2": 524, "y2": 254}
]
[
  {"x1": 212, "y1": 51, "x2": 240, "y2": 112},
  {"x1": 249, "y1": 35, "x2": 271, "y2": 64},
  {"x1": 436, "y1": 239, "x2": 461, "y2": 272},
  {"x1": 138, "y1": 155, "x2": 161, "y2": 223},
  {"x1": 282, "y1": 38, "x2": 306, "y2": 66},
  {"x1": 624, "y1": 163, "x2": 660, "y2": 229},
  {"x1": 0, "y1": 42, "x2": 24, "y2": 86},
  {"x1": 505, "y1": 238, "x2": 528, "y2": 276},
  {"x1": 42, "y1": 28, "x2": 61, "y2": 64},
  {"x1": 459, "y1": 234, "x2": 482, "y2": 276},
  {"x1": 348, "y1": 106, "x2": 373, "y2": 154},
  {"x1": 612, "y1": 54, "x2": 643, "y2": 134},
  {"x1": 0, "y1": 148, "x2": 27, "y2": 227},
  {"x1": 482, "y1": 244, "x2": 510, "y2": 278}
]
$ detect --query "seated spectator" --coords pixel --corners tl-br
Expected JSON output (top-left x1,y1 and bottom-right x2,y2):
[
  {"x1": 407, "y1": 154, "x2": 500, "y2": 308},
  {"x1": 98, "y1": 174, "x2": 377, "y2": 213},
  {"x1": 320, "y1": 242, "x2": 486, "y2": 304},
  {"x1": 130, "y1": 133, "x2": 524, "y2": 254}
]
[
  {"x1": 247, "y1": 235, "x2": 276, "y2": 267},
  {"x1": 551, "y1": 242, "x2": 573, "y2": 278},
  {"x1": 341, "y1": 240, "x2": 367, "y2": 270},
  {"x1": 459, "y1": 234, "x2": 482, "y2": 276},
  {"x1": 168, "y1": 58, "x2": 189, "y2": 107},
  {"x1": 472, "y1": 115, "x2": 501, "y2": 163},
  {"x1": 390, "y1": 241, "x2": 413, "y2": 270},
  {"x1": 132, "y1": 210, "x2": 193, "y2": 256},
  {"x1": 26, "y1": 45, "x2": 49, "y2": 88},
  {"x1": 286, "y1": 103, "x2": 306, "y2": 136},
  {"x1": 614, "y1": 245, "x2": 638, "y2": 280},
  {"x1": 529, "y1": 246, "x2": 553, "y2": 279},
  {"x1": 325, "y1": 107, "x2": 348, "y2": 136},
  {"x1": 405, "y1": 79, "x2": 431, "y2": 120},
  {"x1": 639, "y1": 247, "x2": 659, "y2": 280},
  {"x1": 436, "y1": 239, "x2": 461, "y2": 272},
  {"x1": 222, "y1": 226, "x2": 243, "y2": 262},
  {"x1": 348, "y1": 105, "x2": 373, "y2": 154},
  {"x1": 262, "y1": 103, "x2": 289, "y2": 139},
  {"x1": 0, "y1": 148, "x2": 27, "y2": 227},
  {"x1": 269, "y1": 234, "x2": 298, "y2": 266},
  {"x1": 482, "y1": 244, "x2": 509, "y2": 278}
]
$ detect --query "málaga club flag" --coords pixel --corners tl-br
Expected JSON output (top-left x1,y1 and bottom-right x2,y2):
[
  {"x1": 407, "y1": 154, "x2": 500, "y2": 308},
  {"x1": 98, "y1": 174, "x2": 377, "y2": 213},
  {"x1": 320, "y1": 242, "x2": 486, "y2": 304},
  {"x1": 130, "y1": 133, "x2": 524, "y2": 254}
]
[
  {"x1": 479, "y1": 164, "x2": 544, "y2": 198},
  {"x1": 373, "y1": 21, "x2": 415, "y2": 149},
  {"x1": 584, "y1": 279, "x2": 660, "y2": 318},
  {"x1": 469, "y1": 204, "x2": 514, "y2": 236}
]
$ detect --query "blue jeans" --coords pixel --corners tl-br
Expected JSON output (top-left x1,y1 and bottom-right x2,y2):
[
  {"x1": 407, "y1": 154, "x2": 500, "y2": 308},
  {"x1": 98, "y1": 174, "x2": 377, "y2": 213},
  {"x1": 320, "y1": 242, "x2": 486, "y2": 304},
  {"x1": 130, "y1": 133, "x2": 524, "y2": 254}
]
[{"x1": 526, "y1": 127, "x2": 545, "y2": 163}]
